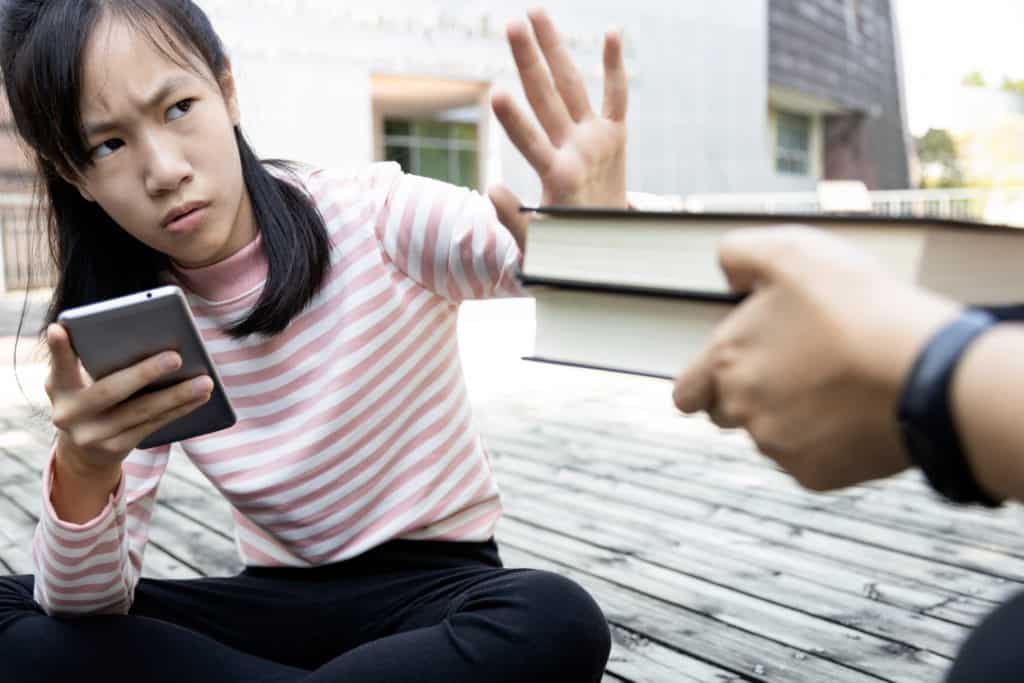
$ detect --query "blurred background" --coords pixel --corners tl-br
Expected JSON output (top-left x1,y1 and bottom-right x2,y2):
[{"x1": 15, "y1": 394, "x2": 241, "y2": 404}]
[{"x1": 1, "y1": 0, "x2": 1023, "y2": 294}]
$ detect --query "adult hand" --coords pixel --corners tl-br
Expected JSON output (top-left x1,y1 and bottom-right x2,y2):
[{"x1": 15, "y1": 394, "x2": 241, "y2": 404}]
[
  {"x1": 672, "y1": 227, "x2": 961, "y2": 491},
  {"x1": 489, "y1": 8, "x2": 628, "y2": 248}
]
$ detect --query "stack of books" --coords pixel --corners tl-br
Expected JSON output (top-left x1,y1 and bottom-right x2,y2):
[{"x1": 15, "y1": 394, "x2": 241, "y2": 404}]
[{"x1": 518, "y1": 207, "x2": 1024, "y2": 380}]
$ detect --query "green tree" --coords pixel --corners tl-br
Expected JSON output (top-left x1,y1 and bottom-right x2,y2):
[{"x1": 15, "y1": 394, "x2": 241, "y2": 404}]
[
  {"x1": 915, "y1": 128, "x2": 963, "y2": 188},
  {"x1": 1001, "y1": 77, "x2": 1024, "y2": 95},
  {"x1": 962, "y1": 70, "x2": 987, "y2": 88}
]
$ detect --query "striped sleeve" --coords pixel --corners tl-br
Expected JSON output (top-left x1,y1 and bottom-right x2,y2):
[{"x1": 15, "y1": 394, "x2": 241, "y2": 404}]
[
  {"x1": 372, "y1": 165, "x2": 525, "y2": 302},
  {"x1": 31, "y1": 445, "x2": 170, "y2": 616}
]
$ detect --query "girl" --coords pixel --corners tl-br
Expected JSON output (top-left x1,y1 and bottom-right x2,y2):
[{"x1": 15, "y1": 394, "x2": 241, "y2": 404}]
[{"x1": 0, "y1": 1, "x2": 629, "y2": 681}]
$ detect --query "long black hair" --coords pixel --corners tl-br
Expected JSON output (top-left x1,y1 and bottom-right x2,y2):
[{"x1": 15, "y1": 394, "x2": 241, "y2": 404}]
[{"x1": 0, "y1": 0, "x2": 331, "y2": 338}]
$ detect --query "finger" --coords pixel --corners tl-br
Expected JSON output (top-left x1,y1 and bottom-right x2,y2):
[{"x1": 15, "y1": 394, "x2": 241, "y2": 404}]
[
  {"x1": 488, "y1": 184, "x2": 531, "y2": 252},
  {"x1": 492, "y1": 91, "x2": 556, "y2": 177},
  {"x1": 104, "y1": 393, "x2": 213, "y2": 455},
  {"x1": 527, "y1": 8, "x2": 593, "y2": 122},
  {"x1": 506, "y1": 19, "x2": 573, "y2": 144},
  {"x1": 45, "y1": 324, "x2": 86, "y2": 393},
  {"x1": 80, "y1": 350, "x2": 182, "y2": 414},
  {"x1": 707, "y1": 403, "x2": 745, "y2": 430},
  {"x1": 85, "y1": 376, "x2": 214, "y2": 443},
  {"x1": 601, "y1": 29, "x2": 628, "y2": 122},
  {"x1": 706, "y1": 363, "x2": 755, "y2": 430},
  {"x1": 672, "y1": 343, "x2": 716, "y2": 415},
  {"x1": 717, "y1": 228, "x2": 785, "y2": 294}
]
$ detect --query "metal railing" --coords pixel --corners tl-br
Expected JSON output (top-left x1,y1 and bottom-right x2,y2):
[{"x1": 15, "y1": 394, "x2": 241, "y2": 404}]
[
  {"x1": 682, "y1": 188, "x2": 1024, "y2": 225},
  {"x1": 0, "y1": 193, "x2": 54, "y2": 292}
]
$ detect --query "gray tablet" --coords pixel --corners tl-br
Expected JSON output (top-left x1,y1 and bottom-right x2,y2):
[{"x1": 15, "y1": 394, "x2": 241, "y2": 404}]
[{"x1": 57, "y1": 285, "x2": 237, "y2": 448}]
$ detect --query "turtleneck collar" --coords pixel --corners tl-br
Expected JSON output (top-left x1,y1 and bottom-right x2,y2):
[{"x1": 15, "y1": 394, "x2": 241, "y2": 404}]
[{"x1": 169, "y1": 232, "x2": 267, "y2": 303}]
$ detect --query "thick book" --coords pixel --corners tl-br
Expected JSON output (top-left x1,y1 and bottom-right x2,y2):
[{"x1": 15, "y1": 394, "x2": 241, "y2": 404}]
[
  {"x1": 520, "y1": 208, "x2": 1024, "y2": 378},
  {"x1": 521, "y1": 208, "x2": 1024, "y2": 306},
  {"x1": 526, "y1": 285, "x2": 733, "y2": 380}
]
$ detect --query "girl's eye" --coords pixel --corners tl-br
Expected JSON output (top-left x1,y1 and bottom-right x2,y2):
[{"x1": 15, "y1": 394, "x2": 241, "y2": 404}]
[
  {"x1": 92, "y1": 139, "x2": 124, "y2": 160},
  {"x1": 167, "y1": 98, "x2": 195, "y2": 121}
]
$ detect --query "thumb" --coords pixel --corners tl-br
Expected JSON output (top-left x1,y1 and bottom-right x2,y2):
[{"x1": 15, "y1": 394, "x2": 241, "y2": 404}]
[
  {"x1": 488, "y1": 183, "x2": 530, "y2": 253},
  {"x1": 717, "y1": 228, "x2": 784, "y2": 295},
  {"x1": 46, "y1": 323, "x2": 86, "y2": 392}
]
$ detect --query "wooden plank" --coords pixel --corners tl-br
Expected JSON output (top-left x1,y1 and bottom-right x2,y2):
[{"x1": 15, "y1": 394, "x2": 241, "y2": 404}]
[
  {"x1": 603, "y1": 623, "x2": 743, "y2": 682},
  {"x1": 496, "y1": 514, "x2": 952, "y2": 682},
  {"x1": 492, "y1": 420, "x2": 1024, "y2": 562},
  {"x1": 601, "y1": 673, "x2": 630, "y2": 683},
  {"x1": 0, "y1": 540, "x2": 33, "y2": 575},
  {"x1": 0, "y1": 449, "x2": 37, "y2": 484},
  {"x1": 511, "y1": 409, "x2": 1024, "y2": 541},
  {"x1": 490, "y1": 446, "x2": 1009, "y2": 628},
  {"x1": 0, "y1": 422, "x2": 53, "y2": 461},
  {"x1": 154, "y1": 469, "x2": 236, "y2": 531},
  {"x1": 496, "y1": 467, "x2": 1003, "y2": 630},
  {"x1": 140, "y1": 544, "x2": 204, "y2": 580},
  {"x1": 500, "y1": 544, "x2": 891, "y2": 683},
  {"x1": 0, "y1": 492, "x2": 35, "y2": 544},
  {"x1": 492, "y1": 457, "x2": 989, "y2": 620},
  {"x1": 496, "y1": 480, "x2": 970, "y2": 659},
  {"x1": 145, "y1": 506, "x2": 241, "y2": 577},
  {"x1": 489, "y1": 438, "x2": 1022, "y2": 604},
  {"x1": 519, "y1": 417, "x2": 1024, "y2": 557}
]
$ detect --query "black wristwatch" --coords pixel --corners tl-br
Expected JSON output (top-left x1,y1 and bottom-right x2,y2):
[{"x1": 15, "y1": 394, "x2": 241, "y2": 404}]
[{"x1": 896, "y1": 309, "x2": 1002, "y2": 507}]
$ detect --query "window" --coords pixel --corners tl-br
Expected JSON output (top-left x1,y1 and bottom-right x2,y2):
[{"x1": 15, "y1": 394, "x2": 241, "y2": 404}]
[
  {"x1": 775, "y1": 110, "x2": 811, "y2": 175},
  {"x1": 383, "y1": 118, "x2": 478, "y2": 188}
]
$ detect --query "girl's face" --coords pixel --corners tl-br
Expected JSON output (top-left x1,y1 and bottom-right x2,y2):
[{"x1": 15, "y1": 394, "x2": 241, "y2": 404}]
[{"x1": 71, "y1": 16, "x2": 254, "y2": 269}]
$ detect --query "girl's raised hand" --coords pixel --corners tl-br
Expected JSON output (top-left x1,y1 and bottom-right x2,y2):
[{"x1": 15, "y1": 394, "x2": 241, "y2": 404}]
[
  {"x1": 490, "y1": 9, "x2": 628, "y2": 247},
  {"x1": 44, "y1": 323, "x2": 214, "y2": 473}
]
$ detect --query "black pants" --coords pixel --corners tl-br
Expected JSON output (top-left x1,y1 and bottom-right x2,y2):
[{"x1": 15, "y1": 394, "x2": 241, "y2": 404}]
[
  {"x1": 946, "y1": 589, "x2": 1024, "y2": 682},
  {"x1": 0, "y1": 538, "x2": 610, "y2": 683}
]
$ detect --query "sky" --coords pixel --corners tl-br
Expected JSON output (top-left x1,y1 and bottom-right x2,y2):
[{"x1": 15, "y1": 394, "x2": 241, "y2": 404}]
[{"x1": 895, "y1": 0, "x2": 1024, "y2": 135}]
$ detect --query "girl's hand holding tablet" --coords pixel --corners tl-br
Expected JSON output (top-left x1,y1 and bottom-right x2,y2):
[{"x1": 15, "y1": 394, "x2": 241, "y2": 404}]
[{"x1": 44, "y1": 324, "x2": 213, "y2": 522}]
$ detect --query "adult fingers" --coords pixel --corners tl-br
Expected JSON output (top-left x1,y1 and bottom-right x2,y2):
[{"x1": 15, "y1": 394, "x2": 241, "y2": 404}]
[
  {"x1": 717, "y1": 228, "x2": 791, "y2": 295},
  {"x1": 672, "y1": 342, "x2": 716, "y2": 415},
  {"x1": 601, "y1": 29, "x2": 628, "y2": 122},
  {"x1": 506, "y1": 19, "x2": 573, "y2": 145},
  {"x1": 528, "y1": 8, "x2": 593, "y2": 122}
]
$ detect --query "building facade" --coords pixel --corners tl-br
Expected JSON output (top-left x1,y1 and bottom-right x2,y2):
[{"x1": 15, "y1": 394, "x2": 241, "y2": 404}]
[
  {"x1": 0, "y1": 1, "x2": 912, "y2": 290},
  {"x1": 769, "y1": 0, "x2": 911, "y2": 190},
  {"x1": 196, "y1": 0, "x2": 909, "y2": 198}
]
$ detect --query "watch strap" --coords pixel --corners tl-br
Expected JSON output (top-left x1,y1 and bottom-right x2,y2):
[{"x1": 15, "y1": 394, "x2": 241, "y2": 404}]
[{"x1": 897, "y1": 309, "x2": 1000, "y2": 507}]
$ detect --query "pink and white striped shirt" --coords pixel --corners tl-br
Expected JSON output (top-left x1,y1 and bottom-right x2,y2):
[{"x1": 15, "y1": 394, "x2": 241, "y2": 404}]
[{"x1": 32, "y1": 163, "x2": 524, "y2": 616}]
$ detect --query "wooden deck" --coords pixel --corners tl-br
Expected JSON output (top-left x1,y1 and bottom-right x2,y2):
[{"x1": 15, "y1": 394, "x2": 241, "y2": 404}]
[{"x1": 2, "y1": 351, "x2": 1024, "y2": 682}]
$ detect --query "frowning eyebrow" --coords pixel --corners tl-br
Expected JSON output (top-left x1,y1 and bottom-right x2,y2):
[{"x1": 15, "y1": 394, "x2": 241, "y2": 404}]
[{"x1": 83, "y1": 74, "x2": 193, "y2": 138}]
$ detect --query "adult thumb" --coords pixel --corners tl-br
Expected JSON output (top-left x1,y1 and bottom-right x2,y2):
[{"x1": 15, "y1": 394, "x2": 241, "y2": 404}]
[{"x1": 717, "y1": 227, "x2": 784, "y2": 295}]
